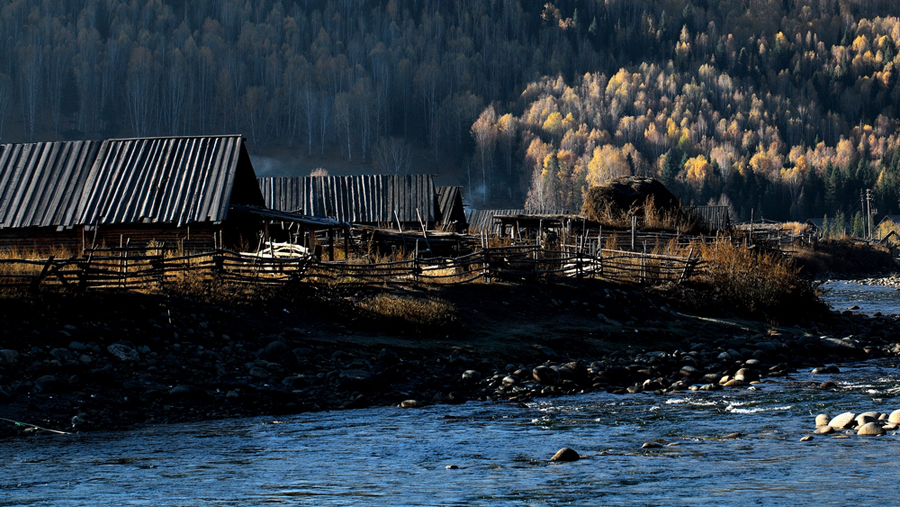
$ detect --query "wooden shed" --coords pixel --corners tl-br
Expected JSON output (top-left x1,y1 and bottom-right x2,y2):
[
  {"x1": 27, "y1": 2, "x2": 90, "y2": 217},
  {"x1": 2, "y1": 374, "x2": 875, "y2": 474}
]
[
  {"x1": 0, "y1": 135, "x2": 271, "y2": 254},
  {"x1": 259, "y1": 174, "x2": 454, "y2": 229}
]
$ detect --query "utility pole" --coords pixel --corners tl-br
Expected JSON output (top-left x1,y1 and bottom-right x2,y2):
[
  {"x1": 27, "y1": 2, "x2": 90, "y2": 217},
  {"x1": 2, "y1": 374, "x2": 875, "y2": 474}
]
[
  {"x1": 861, "y1": 189, "x2": 867, "y2": 239},
  {"x1": 866, "y1": 188, "x2": 875, "y2": 240}
]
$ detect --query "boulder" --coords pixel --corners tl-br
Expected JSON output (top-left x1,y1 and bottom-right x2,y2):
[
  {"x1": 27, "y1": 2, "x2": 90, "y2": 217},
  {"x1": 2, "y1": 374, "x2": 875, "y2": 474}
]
[
  {"x1": 533, "y1": 365, "x2": 559, "y2": 386},
  {"x1": 550, "y1": 447, "x2": 580, "y2": 461},
  {"x1": 0, "y1": 349, "x2": 20, "y2": 366},
  {"x1": 107, "y1": 343, "x2": 140, "y2": 362},
  {"x1": 856, "y1": 412, "x2": 881, "y2": 427},
  {"x1": 733, "y1": 368, "x2": 755, "y2": 382},
  {"x1": 814, "y1": 414, "x2": 830, "y2": 427},
  {"x1": 814, "y1": 425, "x2": 834, "y2": 434},
  {"x1": 857, "y1": 422, "x2": 885, "y2": 436},
  {"x1": 169, "y1": 384, "x2": 209, "y2": 400},
  {"x1": 34, "y1": 374, "x2": 63, "y2": 393},
  {"x1": 889, "y1": 409, "x2": 900, "y2": 424},
  {"x1": 258, "y1": 341, "x2": 296, "y2": 368},
  {"x1": 828, "y1": 412, "x2": 857, "y2": 429},
  {"x1": 50, "y1": 348, "x2": 74, "y2": 362}
]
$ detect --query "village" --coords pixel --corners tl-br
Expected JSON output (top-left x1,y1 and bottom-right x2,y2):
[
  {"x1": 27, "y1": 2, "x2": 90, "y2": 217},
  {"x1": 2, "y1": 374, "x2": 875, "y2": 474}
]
[
  {"x1": 0, "y1": 134, "x2": 895, "y2": 295},
  {"x1": 0, "y1": 134, "x2": 899, "y2": 440}
]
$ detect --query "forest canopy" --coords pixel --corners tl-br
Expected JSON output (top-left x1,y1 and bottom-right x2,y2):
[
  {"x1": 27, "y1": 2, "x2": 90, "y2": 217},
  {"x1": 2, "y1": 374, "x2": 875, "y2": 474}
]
[{"x1": 2, "y1": 0, "x2": 900, "y2": 225}]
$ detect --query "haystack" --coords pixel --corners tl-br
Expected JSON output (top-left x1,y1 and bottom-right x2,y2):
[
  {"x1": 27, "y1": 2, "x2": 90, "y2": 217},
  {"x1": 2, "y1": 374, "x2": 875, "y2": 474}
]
[{"x1": 581, "y1": 177, "x2": 680, "y2": 222}]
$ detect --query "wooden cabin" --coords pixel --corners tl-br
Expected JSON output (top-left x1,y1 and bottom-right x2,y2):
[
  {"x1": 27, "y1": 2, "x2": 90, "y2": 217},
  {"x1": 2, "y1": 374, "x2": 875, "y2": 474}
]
[
  {"x1": 0, "y1": 135, "x2": 278, "y2": 254},
  {"x1": 259, "y1": 174, "x2": 467, "y2": 231}
]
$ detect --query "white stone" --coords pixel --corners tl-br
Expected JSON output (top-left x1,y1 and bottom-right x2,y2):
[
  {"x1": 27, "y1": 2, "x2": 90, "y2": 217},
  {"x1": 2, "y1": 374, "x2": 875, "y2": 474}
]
[{"x1": 828, "y1": 412, "x2": 857, "y2": 429}]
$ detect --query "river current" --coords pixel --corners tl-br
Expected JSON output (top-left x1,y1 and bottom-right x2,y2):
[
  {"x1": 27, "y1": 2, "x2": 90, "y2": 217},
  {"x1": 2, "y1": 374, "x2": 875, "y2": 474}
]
[{"x1": 3, "y1": 281, "x2": 899, "y2": 506}]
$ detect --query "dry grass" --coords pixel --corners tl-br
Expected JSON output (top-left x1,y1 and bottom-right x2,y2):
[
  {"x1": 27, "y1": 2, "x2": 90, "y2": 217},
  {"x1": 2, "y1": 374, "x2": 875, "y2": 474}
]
[
  {"x1": 582, "y1": 197, "x2": 703, "y2": 234},
  {"x1": 694, "y1": 240, "x2": 821, "y2": 321},
  {"x1": 355, "y1": 292, "x2": 459, "y2": 335}
]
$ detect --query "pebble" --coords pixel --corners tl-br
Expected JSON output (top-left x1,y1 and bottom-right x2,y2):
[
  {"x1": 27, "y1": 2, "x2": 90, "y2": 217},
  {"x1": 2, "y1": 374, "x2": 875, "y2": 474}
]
[
  {"x1": 400, "y1": 400, "x2": 419, "y2": 408},
  {"x1": 641, "y1": 442, "x2": 663, "y2": 449},
  {"x1": 800, "y1": 435, "x2": 813, "y2": 441}
]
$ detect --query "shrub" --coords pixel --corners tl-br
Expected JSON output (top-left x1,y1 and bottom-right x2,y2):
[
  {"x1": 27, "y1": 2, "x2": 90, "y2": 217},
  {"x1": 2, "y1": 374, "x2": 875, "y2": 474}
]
[{"x1": 696, "y1": 241, "x2": 823, "y2": 321}]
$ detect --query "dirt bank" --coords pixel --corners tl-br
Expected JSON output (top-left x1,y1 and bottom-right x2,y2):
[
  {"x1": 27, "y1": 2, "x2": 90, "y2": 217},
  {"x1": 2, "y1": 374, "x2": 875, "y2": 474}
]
[{"x1": 0, "y1": 279, "x2": 896, "y2": 438}]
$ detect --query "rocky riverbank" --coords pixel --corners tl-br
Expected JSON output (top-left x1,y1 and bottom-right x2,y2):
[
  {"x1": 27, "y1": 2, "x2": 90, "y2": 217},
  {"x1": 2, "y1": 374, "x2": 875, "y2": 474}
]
[{"x1": 1, "y1": 278, "x2": 898, "y2": 438}]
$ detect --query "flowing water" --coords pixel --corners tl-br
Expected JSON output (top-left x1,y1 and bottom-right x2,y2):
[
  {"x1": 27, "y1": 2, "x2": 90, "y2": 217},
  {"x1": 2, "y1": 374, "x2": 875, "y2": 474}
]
[{"x1": 3, "y1": 281, "x2": 900, "y2": 506}]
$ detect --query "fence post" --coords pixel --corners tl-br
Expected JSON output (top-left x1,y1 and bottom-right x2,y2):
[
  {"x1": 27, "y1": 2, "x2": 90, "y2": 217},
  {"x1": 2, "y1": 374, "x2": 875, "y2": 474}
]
[
  {"x1": 483, "y1": 245, "x2": 491, "y2": 283},
  {"x1": 679, "y1": 247, "x2": 695, "y2": 283},
  {"x1": 631, "y1": 216, "x2": 637, "y2": 251}
]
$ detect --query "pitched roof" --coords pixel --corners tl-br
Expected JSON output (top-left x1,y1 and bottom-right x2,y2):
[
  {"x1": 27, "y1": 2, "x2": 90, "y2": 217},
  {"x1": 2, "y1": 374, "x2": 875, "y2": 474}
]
[
  {"x1": 0, "y1": 135, "x2": 263, "y2": 229},
  {"x1": 435, "y1": 185, "x2": 466, "y2": 228},
  {"x1": 877, "y1": 214, "x2": 900, "y2": 226},
  {"x1": 259, "y1": 175, "x2": 436, "y2": 223},
  {"x1": 0, "y1": 140, "x2": 101, "y2": 229}
]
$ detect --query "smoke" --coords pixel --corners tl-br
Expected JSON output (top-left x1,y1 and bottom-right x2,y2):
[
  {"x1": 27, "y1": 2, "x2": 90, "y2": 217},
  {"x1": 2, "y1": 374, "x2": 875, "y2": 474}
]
[
  {"x1": 250, "y1": 155, "x2": 285, "y2": 178},
  {"x1": 250, "y1": 154, "x2": 300, "y2": 178}
]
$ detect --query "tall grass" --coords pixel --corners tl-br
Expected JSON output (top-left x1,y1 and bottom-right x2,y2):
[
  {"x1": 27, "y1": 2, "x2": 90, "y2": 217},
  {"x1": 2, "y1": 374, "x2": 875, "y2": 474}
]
[
  {"x1": 582, "y1": 195, "x2": 703, "y2": 234},
  {"x1": 694, "y1": 240, "x2": 822, "y2": 321},
  {"x1": 355, "y1": 293, "x2": 458, "y2": 335}
]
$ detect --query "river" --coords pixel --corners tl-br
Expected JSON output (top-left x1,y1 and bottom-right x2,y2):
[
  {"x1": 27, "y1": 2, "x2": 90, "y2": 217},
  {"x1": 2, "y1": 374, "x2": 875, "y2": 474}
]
[{"x1": 2, "y1": 280, "x2": 899, "y2": 506}]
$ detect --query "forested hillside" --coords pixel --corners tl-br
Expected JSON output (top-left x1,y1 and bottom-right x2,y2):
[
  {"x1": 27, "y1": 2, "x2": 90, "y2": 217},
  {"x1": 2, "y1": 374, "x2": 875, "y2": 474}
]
[{"x1": 2, "y1": 0, "x2": 900, "y2": 224}]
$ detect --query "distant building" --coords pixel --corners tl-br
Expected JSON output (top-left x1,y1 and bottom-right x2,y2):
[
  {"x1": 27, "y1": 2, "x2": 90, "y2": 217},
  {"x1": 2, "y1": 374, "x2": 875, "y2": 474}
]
[
  {"x1": 0, "y1": 135, "x2": 279, "y2": 253},
  {"x1": 259, "y1": 175, "x2": 466, "y2": 231}
]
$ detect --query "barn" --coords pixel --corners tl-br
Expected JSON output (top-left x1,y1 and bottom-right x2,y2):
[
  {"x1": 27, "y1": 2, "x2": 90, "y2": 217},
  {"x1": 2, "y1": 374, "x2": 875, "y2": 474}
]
[
  {"x1": 0, "y1": 135, "x2": 277, "y2": 254},
  {"x1": 259, "y1": 174, "x2": 467, "y2": 231}
]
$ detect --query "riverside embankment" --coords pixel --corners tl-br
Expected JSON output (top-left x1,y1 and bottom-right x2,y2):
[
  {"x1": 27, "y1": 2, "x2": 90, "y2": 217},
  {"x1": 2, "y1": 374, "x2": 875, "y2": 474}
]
[{"x1": 1, "y1": 277, "x2": 898, "y2": 438}]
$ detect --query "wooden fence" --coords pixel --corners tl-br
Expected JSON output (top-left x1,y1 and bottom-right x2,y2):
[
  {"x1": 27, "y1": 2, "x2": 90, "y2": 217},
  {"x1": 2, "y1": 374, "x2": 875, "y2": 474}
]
[{"x1": 0, "y1": 244, "x2": 702, "y2": 293}]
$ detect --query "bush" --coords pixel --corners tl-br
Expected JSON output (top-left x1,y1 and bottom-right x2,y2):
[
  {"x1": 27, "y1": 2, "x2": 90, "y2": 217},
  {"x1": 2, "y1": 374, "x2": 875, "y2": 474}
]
[{"x1": 696, "y1": 241, "x2": 824, "y2": 322}]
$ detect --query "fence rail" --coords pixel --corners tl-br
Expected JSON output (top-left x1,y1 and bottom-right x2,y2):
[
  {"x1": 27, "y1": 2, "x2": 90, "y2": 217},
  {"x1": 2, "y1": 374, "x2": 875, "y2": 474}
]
[{"x1": 0, "y1": 244, "x2": 702, "y2": 293}]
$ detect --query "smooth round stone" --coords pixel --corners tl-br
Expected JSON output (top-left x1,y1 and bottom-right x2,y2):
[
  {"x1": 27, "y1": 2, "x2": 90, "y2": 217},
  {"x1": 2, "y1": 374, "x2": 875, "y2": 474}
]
[
  {"x1": 550, "y1": 447, "x2": 580, "y2": 461},
  {"x1": 857, "y1": 422, "x2": 885, "y2": 436},
  {"x1": 828, "y1": 412, "x2": 857, "y2": 429},
  {"x1": 883, "y1": 423, "x2": 899, "y2": 431},
  {"x1": 814, "y1": 426, "x2": 834, "y2": 434},
  {"x1": 400, "y1": 399, "x2": 419, "y2": 408},
  {"x1": 814, "y1": 414, "x2": 830, "y2": 427},
  {"x1": 445, "y1": 465, "x2": 459, "y2": 470},
  {"x1": 800, "y1": 435, "x2": 813, "y2": 441},
  {"x1": 724, "y1": 379, "x2": 744, "y2": 387},
  {"x1": 856, "y1": 412, "x2": 881, "y2": 427},
  {"x1": 733, "y1": 368, "x2": 759, "y2": 382},
  {"x1": 641, "y1": 441, "x2": 663, "y2": 449},
  {"x1": 889, "y1": 409, "x2": 900, "y2": 424}
]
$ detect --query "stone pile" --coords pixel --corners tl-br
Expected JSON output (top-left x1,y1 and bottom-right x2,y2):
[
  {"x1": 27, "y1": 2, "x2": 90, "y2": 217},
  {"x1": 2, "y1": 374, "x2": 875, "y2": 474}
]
[{"x1": 811, "y1": 410, "x2": 900, "y2": 437}]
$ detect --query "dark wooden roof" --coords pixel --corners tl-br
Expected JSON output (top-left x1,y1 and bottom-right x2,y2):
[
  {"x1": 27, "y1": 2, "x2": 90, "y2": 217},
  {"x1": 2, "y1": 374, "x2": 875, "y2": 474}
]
[
  {"x1": 0, "y1": 140, "x2": 101, "y2": 229},
  {"x1": 0, "y1": 135, "x2": 263, "y2": 230},
  {"x1": 465, "y1": 209, "x2": 572, "y2": 233},
  {"x1": 259, "y1": 175, "x2": 436, "y2": 223},
  {"x1": 435, "y1": 186, "x2": 467, "y2": 229}
]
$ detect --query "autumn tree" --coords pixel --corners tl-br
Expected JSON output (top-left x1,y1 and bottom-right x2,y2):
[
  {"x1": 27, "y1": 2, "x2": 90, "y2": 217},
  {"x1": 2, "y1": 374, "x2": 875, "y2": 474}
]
[{"x1": 471, "y1": 105, "x2": 498, "y2": 203}]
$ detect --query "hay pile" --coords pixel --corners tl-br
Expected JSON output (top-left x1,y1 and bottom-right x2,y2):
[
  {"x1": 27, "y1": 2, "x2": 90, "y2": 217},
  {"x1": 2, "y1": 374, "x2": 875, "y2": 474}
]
[{"x1": 581, "y1": 177, "x2": 697, "y2": 231}]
